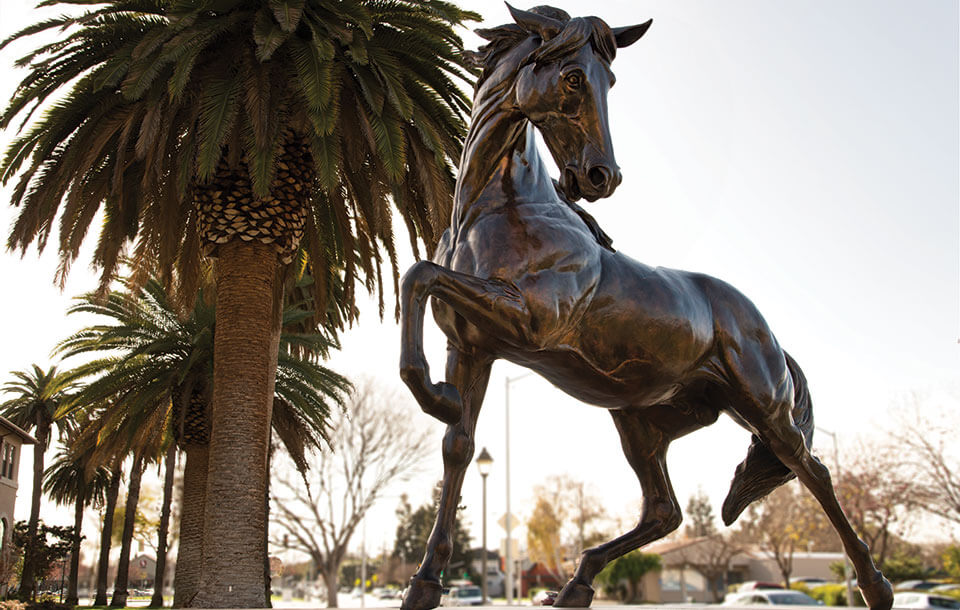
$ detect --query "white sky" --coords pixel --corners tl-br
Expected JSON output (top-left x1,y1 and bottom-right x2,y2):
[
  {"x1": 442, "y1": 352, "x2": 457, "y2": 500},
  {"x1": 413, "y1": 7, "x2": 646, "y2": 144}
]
[{"x1": 0, "y1": 0, "x2": 957, "y2": 567}]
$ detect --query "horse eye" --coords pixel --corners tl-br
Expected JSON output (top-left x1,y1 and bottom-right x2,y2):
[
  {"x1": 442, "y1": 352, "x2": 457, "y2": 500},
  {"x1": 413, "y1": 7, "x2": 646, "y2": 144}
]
[{"x1": 564, "y1": 72, "x2": 583, "y2": 89}]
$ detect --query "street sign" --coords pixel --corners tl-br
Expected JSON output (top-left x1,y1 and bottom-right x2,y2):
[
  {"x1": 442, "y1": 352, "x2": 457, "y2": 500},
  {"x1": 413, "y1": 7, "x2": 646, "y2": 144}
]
[
  {"x1": 497, "y1": 513, "x2": 519, "y2": 532},
  {"x1": 499, "y1": 538, "x2": 519, "y2": 559}
]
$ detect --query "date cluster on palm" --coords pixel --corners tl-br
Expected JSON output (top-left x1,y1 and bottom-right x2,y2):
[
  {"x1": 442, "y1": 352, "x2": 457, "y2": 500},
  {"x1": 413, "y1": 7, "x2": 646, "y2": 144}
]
[
  {"x1": 172, "y1": 386, "x2": 210, "y2": 447},
  {"x1": 196, "y1": 139, "x2": 313, "y2": 264}
]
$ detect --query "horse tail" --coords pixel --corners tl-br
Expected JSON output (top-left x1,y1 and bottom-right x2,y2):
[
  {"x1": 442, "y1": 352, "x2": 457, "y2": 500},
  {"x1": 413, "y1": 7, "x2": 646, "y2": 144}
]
[{"x1": 720, "y1": 351, "x2": 814, "y2": 525}]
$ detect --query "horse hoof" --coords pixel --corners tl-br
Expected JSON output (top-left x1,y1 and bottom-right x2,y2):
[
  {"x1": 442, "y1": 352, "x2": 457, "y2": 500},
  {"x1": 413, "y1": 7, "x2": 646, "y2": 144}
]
[
  {"x1": 553, "y1": 582, "x2": 594, "y2": 608},
  {"x1": 401, "y1": 577, "x2": 443, "y2": 610},
  {"x1": 429, "y1": 381, "x2": 462, "y2": 424},
  {"x1": 860, "y1": 572, "x2": 893, "y2": 610}
]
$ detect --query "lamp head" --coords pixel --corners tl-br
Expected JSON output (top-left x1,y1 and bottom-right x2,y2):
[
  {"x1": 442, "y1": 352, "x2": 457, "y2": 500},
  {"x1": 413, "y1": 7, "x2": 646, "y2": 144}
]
[{"x1": 476, "y1": 447, "x2": 494, "y2": 476}]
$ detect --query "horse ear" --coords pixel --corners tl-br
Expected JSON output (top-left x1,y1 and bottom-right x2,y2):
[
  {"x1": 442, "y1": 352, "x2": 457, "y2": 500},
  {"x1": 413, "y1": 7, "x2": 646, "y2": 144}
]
[
  {"x1": 506, "y1": 2, "x2": 563, "y2": 41},
  {"x1": 613, "y1": 19, "x2": 653, "y2": 48}
]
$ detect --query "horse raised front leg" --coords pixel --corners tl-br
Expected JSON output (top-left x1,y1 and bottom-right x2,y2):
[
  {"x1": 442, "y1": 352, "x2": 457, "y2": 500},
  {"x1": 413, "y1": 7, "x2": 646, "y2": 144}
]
[
  {"x1": 402, "y1": 348, "x2": 493, "y2": 610},
  {"x1": 400, "y1": 260, "x2": 530, "y2": 423},
  {"x1": 555, "y1": 409, "x2": 681, "y2": 608}
]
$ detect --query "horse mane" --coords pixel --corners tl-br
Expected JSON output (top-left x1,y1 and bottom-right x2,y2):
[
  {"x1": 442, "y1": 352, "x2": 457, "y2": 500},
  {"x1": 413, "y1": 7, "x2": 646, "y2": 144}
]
[{"x1": 467, "y1": 7, "x2": 618, "y2": 93}]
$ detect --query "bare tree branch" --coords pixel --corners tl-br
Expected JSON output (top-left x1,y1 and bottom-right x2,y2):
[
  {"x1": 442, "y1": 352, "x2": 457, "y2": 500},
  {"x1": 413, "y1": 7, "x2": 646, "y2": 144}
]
[
  {"x1": 271, "y1": 380, "x2": 433, "y2": 607},
  {"x1": 895, "y1": 394, "x2": 960, "y2": 526}
]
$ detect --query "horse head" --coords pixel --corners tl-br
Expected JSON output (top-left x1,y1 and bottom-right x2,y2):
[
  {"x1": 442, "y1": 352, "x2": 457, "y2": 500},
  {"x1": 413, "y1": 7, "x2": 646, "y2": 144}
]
[{"x1": 504, "y1": 4, "x2": 651, "y2": 202}]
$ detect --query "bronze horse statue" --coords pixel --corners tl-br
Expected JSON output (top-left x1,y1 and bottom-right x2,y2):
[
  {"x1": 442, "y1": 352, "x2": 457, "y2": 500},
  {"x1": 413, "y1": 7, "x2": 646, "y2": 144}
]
[{"x1": 399, "y1": 5, "x2": 893, "y2": 609}]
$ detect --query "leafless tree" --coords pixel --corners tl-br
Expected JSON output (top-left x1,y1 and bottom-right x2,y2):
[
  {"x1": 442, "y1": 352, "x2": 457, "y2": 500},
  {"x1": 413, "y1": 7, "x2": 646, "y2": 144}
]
[
  {"x1": 738, "y1": 482, "x2": 817, "y2": 587},
  {"x1": 675, "y1": 534, "x2": 744, "y2": 602},
  {"x1": 895, "y1": 395, "x2": 960, "y2": 526},
  {"x1": 834, "y1": 440, "x2": 920, "y2": 566},
  {"x1": 270, "y1": 381, "x2": 433, "y2": 607},
  {"x1": 525, "y1": 475, "x2": 608, "y2": 583}
]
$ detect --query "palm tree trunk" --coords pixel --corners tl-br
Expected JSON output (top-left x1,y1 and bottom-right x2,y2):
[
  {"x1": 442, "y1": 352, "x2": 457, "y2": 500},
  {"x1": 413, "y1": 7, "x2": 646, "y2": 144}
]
[
  {"x1": 173, "y1": 444, "x2": 207, "y2": 608},
  {"x1": 111, "y1": 454, "x2": 145, "y2": 607},
  {"x1": 264, "y1": 441, "x2": 274, "y2": 608},
  {"x1": 20, "y1": 420, "x2": 49, "y2": 601},
  {"x1": 95, "y1": 467, "x2": 122, "y2": 606},
  {"x1": 194, "y1": 240, "x2": 282, "y2": 609},
  {"x1": 66, "y1": 494, "x2": 84, "y2": 605},
  {"x1": 150, "y1": 445, "x2": 177, "y2": 608}
]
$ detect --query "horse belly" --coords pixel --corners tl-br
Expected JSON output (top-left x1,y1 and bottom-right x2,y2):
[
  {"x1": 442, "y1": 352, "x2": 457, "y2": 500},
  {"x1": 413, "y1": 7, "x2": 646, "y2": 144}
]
[{"x1": 502, "y1": 348, "x2": 690, "y2": 408}]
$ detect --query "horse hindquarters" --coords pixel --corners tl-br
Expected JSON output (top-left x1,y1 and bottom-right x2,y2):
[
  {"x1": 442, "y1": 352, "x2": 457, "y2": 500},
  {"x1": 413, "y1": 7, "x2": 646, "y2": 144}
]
[
  {"x1": 721, "y1": 353, "x2": 813, "y2": 524},
  {"x1": 712, "y1": 303, "x2": 893, "y2": 609},
  {"x1": 554, "y1": 409, "x2": 684, "y2": 608}
]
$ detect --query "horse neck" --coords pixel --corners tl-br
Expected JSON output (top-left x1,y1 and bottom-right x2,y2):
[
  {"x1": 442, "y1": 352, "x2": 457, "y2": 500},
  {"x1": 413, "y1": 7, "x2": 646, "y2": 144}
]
[{"x1": 451, "y1": 82, "x2": 557, "y2": 233}]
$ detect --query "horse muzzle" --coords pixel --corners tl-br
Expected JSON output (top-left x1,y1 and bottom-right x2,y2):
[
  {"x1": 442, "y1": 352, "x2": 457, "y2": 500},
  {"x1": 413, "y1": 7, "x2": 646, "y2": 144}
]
[{"x1": 563, "y1": 163, "x2": 622, "y2": 202}]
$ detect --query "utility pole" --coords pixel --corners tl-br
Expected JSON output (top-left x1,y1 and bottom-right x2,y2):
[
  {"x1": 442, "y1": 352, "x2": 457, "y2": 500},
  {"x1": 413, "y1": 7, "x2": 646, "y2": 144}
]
[
  {"x1": 504, "y1": 372, "x2": 533, "y2": 604},
  {"x1": 816, "y1": 427, "x2": 855, "y2": 607}
]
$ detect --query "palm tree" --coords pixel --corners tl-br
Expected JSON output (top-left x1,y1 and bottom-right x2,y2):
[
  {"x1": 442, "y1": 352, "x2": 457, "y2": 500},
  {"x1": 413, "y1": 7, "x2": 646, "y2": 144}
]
[
  {"x1": 112, "y1": 450, "x2": 148, "y2": 608},
  {"x1": 58, "y1": 277, "x2": 350, "y2": 606},
  {"x1": 2, "y1": 2, "x2": 476, "y2": 603},
  {"x1": 150, "y1": 443, "x2": 176, "y2": 608},
  {"x1": 0, "y1": 365, "x2": 75, "y2": 600},
  {"x1": 93, "y1": 464, "x2": 123, "y2": 606},
  {"x1": 59, "y1": 386, "x2": 169, "y2": 608},
  {"x1": 42, "y1": 440, "x2": 113, "y2": 606}
]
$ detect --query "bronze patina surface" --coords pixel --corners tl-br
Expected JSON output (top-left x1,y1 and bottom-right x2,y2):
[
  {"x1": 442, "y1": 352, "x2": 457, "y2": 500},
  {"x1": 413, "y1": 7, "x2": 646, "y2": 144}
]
[{"x1": 399, "y1": 5, "x2": 893, "y2": 609}]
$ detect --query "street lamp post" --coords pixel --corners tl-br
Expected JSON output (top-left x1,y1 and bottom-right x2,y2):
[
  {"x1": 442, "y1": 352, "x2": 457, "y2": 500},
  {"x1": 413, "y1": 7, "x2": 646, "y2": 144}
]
[
  {"x1": 476, "y1": 448, "x2": 494, "y2": 605},
  {"x1": 504, "y1": 372, "x2": 533, "y2": 604},
  {"x1": 817, "y1": 426, "x2": 855, "y2": 607}
]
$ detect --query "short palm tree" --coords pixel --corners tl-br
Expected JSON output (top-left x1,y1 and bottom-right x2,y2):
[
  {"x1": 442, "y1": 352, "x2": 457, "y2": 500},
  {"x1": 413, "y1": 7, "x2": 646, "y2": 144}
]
[
  {"x1": 0, "y1": 365, "x2": 75, "y2": 600},
  {"x1": 42, "y1": 438, "x2": 113, "y2": 606},
  {"x1": 2, "y1": 2, "x2": 476, "y2": 603},
  {"x1": 58, "y1": 277, "x2": 351, "y2": 606},
  {"x1": 66, "y1": 397, "x2": 166, "y2": 608},
  {"x1": 93, "y1": 463, "x2": 123, "y2": 606}
]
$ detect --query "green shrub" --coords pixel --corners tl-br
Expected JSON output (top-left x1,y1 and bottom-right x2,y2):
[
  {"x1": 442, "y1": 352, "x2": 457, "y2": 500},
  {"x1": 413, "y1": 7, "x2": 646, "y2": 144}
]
[
  {"x1": 25, "y1": 602, "x2": 71, "y2": 610},
  {"x1": 805, "y1": 583, "x2": 865, "y2": 607},
  {"x1": 881, "y1": 554, "x2": 929, "y2": 582},
  {"x1": 528, "y1": 587, "x2": 548, "y2": 601}
]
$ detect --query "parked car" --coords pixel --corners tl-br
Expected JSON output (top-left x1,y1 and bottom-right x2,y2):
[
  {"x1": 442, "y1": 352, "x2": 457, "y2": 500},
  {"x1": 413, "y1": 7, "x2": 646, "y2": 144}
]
[
  {"x1": 932, "y1": 585, "x2": 960, "y2": 594},
  {"x1": 377, "y1": 587, "x2": 402, "y2": 599},
  {"x1": 723, "y1": 590, "x2": 823, "y2": 606},
  {"x1": 893, "y1": 593, "x2": 960, "y2": 609},
  {"x1": 532, "y1": 590, "x2": 558, "y2": 606},
  {"x1": 897, "y1": 581, "x2": 943, "y2": 592},
  {"x1": 442, "y1": 586, "x2": 483, "y2": 606},
  {"x1": 793, "y1": 578, "x2": 829, "y2": 587},
  {"x1": 738, "y1": 581, "x2": 787, "y2": 591}
]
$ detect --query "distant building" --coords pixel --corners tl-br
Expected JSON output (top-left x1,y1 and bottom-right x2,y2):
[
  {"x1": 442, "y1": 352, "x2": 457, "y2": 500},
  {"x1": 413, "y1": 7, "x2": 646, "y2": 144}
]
[
  {"x1": 645, "y1": 537, "x2": 845, "y2": 603},
  {"x1": 0, "y1": 416, "x2": 36, "y2": 548},
  {"x1": 518, "y1": 560, "x2": 564, "y2": 598},
  {"x1": 127, "y1": 553, "x2": 175, "y2": 594},
  {"x1": 468, "y1": 548, "x2": 505, "y2": 597}
]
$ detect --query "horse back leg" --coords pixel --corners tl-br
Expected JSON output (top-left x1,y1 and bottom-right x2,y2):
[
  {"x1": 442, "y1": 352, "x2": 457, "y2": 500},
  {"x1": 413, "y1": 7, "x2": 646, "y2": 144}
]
[
  {"x1": 723, "y1": 345, "x2": 893, "y2": 610},
  {"x1": 402, "y1": 347, "x2": 493, "y2": 610},
  {"x1": 400, "y1": 260, "x2": 530, "y2": 423},
  {"x1": 554, "y1": 408, "x2": 683, "y2": 608}
]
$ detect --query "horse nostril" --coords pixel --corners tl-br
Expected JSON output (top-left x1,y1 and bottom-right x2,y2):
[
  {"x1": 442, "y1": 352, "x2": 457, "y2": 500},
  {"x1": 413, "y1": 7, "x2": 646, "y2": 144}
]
[{"x1": 587, "y1": 166, "x2": 609, "y2": 188}]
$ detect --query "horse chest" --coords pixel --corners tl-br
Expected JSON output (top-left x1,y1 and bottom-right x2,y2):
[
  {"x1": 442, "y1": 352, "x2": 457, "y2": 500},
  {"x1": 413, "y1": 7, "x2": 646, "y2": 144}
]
[
  {"x1": 451, "y1": 206, "x2": 599, "y2": 279},
  {"x1": 432, "y1": 208, "x2": 604, "y2": 351}
]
